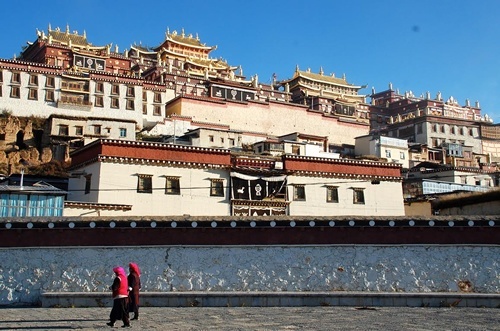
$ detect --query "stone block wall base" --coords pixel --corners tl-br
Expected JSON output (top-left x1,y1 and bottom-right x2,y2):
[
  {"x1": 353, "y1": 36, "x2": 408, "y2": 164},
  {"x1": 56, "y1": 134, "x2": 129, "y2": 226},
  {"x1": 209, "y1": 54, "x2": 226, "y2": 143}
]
[{"x1": 41, "y1": 291, "x2": 500, "y2": 308}]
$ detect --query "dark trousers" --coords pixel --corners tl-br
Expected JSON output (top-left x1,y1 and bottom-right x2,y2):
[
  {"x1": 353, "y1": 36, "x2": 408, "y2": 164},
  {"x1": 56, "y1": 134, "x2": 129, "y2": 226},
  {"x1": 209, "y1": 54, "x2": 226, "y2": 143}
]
[
  {"x1": 110, "y1": 297, "x2": 130, "y2": 326},
  {"x1": 129, "y1": 291, "x2": 140, "y2": 318}
]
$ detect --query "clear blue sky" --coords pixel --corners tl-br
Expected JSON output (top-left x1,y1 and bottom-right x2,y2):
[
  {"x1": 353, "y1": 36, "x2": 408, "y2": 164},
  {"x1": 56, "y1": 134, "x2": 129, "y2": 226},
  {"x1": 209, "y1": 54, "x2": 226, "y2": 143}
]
[{"x1": 1, "y1": 0, "x2": 499, "y2": 123}]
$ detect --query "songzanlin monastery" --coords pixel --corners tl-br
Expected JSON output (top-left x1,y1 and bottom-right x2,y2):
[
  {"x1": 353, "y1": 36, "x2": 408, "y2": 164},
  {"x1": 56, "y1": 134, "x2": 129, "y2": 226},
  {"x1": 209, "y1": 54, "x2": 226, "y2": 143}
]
[{"x1": 0, "y1": 25, "x2": 498, "y2": 217}]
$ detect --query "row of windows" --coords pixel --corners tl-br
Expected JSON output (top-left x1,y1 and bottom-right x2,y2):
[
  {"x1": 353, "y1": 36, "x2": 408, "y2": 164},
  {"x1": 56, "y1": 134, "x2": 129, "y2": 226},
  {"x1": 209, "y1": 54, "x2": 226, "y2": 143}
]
[
  {"x1": 1, "y1": 71, "x2": 163, "y2": 104},
  {"x1": 135, "y1": 176, "x2": 225, "y2": 196},
  {"x1": 2, "y1": 85, "x2": 164, "y2": 116},
  {"x1": 431, "y1": 137, "x2": 466, "y2": 148},
  {"x1": 0, "y1": 194, "x2": 64, "y2": 217},
  {"x1": 84, "y1": 175, "x2": 225, "y2": 196},
  {"x1": 208, "y1": 135, "x2": 238, "y2": 146},
  {"x1": 92, "y1": 176, "x2": 366, "y2": 205},
  {"x1": 58, "y1": 125, "x2": 127, "y2": 138},
  {"x1": 385, "y1": 150, "x2": 405, "y2": 159},
  {"x1": 430, "y1": 123, "x2": 475, "y2": 136},
  {"x1": 293, "y1": 185, "x2": 365, "y2": 204}
]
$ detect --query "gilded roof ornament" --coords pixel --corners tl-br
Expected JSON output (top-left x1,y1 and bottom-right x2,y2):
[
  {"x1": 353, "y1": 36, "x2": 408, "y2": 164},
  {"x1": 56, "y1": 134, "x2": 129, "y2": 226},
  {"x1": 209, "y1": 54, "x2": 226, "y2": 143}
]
[{"x1": 319, "y1": 67, "x2": 324, "y2": 75}]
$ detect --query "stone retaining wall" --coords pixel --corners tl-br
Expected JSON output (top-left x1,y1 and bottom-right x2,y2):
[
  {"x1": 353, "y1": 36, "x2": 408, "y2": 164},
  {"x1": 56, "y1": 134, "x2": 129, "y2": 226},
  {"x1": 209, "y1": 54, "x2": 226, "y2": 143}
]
[{"x1": 1, "y1": 245, "x2": 498, "y2": 306}]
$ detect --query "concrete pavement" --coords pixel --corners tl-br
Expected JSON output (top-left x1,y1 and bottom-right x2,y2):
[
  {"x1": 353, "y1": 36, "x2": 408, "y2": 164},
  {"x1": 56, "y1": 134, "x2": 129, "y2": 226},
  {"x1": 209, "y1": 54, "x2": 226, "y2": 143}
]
[{"x1": 0, "y1": 306, "x2": 498, "y2": 330}]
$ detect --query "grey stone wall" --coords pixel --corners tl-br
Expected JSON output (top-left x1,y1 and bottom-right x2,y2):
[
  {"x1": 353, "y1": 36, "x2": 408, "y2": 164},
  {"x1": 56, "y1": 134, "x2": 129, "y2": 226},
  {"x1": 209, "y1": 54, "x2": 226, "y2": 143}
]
[{"x1": 0, "y1": 245, "x2": 498, "y2": 305}]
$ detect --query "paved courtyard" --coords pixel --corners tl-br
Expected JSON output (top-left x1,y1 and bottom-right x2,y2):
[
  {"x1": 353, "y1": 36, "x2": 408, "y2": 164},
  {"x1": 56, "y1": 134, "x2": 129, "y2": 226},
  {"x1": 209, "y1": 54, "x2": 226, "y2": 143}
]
[{"x1": 0, "y1": 306, "x2": 498, "y2": 330}]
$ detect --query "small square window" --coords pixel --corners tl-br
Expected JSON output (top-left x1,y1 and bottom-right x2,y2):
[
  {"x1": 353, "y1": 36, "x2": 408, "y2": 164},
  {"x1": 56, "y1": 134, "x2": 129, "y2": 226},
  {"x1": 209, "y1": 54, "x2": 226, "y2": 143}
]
[
  {"x1": 95, "y1": 82, "x2": 104, "y2": 93},
  {"x1": 209, "y1": 135, "x2": 214, "y2": 142},
  {"x1": 293, "y1": 185, "x2": 306, "y2": 201},
  {"x1": 111, "y1": 84, "x2": 120, "y2": 95},
  {"x1": 385, "y1": 150, "x2": 391, "y2": 158},
  {"x1": 229, "y1": 138, "x2": 235, "y2": 146},
  {"x1": 111, "y1": 97, "x2": 119, "y2": 108},
  {"x1": 127, "y1": 86, "x2": 135, "y2": 97},
  {"x1": 137, "y1": 174, "x2": 153, "y2": 193},
  {"x1": 75, "y1": 126, "x2": 83, "y2": 136},
  {"x1": 153, "y1": 105, "x2": 161, "y2": 116},
  {"x1": 95, "y1": 96, "x2": 103, "y2": 107},
  {"x1": 142, "y1": 91, "x2": 147, "y2": 101},
  {"x1": 142, "y1": 104, "x2": 147, "y2": 114},
  {"x1": 326, "y1": 186, "x2": 338, "y2": 203},
  {"x1": 165, "y1": 177, "x2": 180, "y2": 195},
  {"x1": 154, "y1": 92, "x2": 162, "y2": 103},
  {"x1": 210, "y1": 179, "x2": 224, "y2": 197},
  {"x1": 45, "y1": 90, "x2": 54, "y2": 101},
  {"x1": 10, "y1": 86, "x2": 20, "y2": 98},
  {"x1": 28, "y1": 88, "x2": 38, "y2": 100},
  {"x1": 352, "y1": 188, "x2": 365, "y2": 204},
  {"x1": 93, "y1": 125, "x2": 101, "y2": 135},
  {"x1": 58, "y1": 125, "x2": 69, "y2": 136},
  {"x1": 119, "y1": 128, "x2": 127, "y2": 138},
  {"x1": 126, "y1": 99, "x2": 135, "y2": 110},
  {"x1": 11, "y1": 72, "x2": 20, "y2": 83},
  {"x1": 29, "y1": 74, "x2": 38, "y2": 86},
  {"x1": 45, "y1": 76, "x2": 55, "y2": 88},
  {"x1": 400, "y1": 152, "x2": 405, "y2": 159}
]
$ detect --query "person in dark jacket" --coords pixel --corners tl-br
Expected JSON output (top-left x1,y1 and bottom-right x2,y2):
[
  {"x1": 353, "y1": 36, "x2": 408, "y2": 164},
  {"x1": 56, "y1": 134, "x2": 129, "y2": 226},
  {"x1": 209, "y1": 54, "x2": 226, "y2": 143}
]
[
  {"x1": 127, "y1": 262, "x2": 142, "y2": 320},
  {"x1": 107, "y1": 266, "x2": 130, "y2": 328}
]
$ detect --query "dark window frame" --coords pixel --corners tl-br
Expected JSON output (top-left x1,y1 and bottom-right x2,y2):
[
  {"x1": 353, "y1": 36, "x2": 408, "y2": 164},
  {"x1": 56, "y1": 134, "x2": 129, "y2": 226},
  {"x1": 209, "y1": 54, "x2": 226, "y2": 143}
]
[
  {"x1": 293, "y1": 184, "x2": 306, "y2": 201},
  {"x1": 352, "y1": 188, "x2": 365, "y2": 204},
  {"x1": 326, "y1": 186, "x2": 339, "y2": 203},
  {"x1": 165, "y1": 176, "x2": 181, "y2": 195},
  {"x1": 210, "y1": 179, "x2": 224, "y2": 197},
  {"x1": 137, "y1": 175, "x2": 153, "y2": 194}
]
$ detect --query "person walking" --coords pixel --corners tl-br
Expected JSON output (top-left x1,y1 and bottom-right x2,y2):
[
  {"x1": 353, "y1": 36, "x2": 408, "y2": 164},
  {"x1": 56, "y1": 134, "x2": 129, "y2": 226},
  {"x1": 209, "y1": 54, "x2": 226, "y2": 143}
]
[
  {"x1": 107, "y1": 266, "x2": 130, "y2": 328},
  {"x1": 128, "y1": 262, "x2": 142, "y2": 320}
]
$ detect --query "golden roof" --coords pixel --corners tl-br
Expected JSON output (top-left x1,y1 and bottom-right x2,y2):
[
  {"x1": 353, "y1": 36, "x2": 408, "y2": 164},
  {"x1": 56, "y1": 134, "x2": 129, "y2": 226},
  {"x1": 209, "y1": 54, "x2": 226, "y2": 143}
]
[
  {"x1": 291, "y1": 68, "x2": 362, "y2": 89},
  {"x1": 187, "y1": 57, "x2": 230, "y2": 70},
  {"x1": 46, "y1": 24, "x2": 91, "y2": 47},
  {"x1": 166, "y1": 28, "x2": 215, "y2": 50}
]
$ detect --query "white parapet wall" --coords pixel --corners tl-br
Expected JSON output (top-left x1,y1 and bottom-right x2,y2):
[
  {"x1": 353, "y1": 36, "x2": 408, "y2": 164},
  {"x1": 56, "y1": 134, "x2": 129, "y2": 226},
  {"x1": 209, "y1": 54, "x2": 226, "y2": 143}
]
[{"x1": 0, "y1": 245, "x2": 498, "y2": 306}]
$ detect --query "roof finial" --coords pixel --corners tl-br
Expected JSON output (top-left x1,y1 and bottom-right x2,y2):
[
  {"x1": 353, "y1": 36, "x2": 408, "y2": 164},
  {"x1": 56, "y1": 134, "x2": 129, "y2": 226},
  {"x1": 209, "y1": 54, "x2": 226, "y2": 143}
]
[
  {"x1": 66, "y1": 23, "x2": 70, "y2": 34},
  {"x1": 181, "y1": 28, "x2": 185, "y2": 37},
  {"x1": 295, "y1": 64, "x2": 299, "y2": 73},
  {"x1": 83, "y1": 30, "x2": 86, "y2": 39},
  {"x1": 319, "y1": 66, "x2": 324, "y2": 75},
  {"x1": 196, "y1": 33, "x2": 199, "y2": 41},
  {"x1": 342, "y1": 73, "x2": 346, "y2": 80},
  {"x1": 389, "y1": 82, "x2": 393, "y2": 90},
  {"x1": 48, "y1": 23, "x2": 52, "y2": 32}
]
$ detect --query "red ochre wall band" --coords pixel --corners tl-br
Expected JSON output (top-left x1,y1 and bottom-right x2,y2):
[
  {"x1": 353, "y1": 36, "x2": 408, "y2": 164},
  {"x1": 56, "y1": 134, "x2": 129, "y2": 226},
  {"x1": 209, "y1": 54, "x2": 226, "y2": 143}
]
[{"x1": 1, "y1": 217, "x2": 497, "y2": 247}]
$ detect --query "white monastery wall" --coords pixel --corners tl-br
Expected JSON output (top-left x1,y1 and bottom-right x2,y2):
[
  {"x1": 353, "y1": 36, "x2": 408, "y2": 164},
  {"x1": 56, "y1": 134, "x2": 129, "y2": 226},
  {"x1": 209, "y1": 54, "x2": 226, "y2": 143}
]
[
  {"x1": 68, "y1": 162, "x2": 230, "y2": 216},
  {"x1": 173, "y1": 100, "x2": 369, "y2": 146},
  {"x1": 286, "y1": 176, "x2": 405, "y2": 216},
  {"x1": 1, "y1": 245, "x2": 498, "y2": 305}
]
